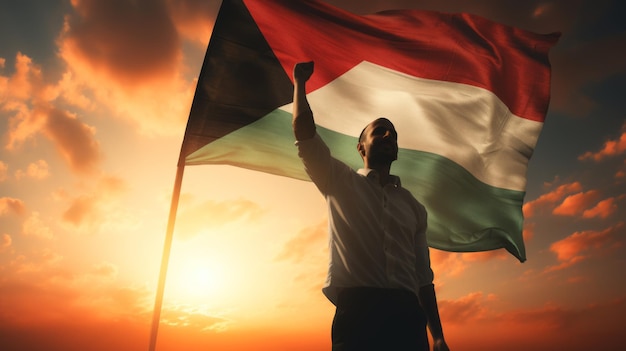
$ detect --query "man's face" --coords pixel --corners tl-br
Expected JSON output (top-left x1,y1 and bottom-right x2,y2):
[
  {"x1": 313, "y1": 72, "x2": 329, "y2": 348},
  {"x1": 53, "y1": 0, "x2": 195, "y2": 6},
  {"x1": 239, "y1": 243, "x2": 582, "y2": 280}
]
[{"x1": 359, "y1": 118, "x2": 398, "y2": 164}]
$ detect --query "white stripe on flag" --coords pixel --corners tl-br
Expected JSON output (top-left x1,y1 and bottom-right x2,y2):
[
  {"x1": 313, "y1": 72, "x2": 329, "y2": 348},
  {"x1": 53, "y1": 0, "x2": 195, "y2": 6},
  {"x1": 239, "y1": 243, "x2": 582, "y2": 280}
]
[{"x1": 280, "y1": 61, "x2": 543, "y2": 191}]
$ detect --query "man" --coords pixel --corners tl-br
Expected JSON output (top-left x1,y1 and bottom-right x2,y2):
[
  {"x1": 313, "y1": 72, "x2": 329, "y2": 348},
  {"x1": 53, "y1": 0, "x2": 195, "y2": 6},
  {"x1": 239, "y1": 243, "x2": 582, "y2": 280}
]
[{"x1": 293, "y1": 61, "x2": 450, "y2": 351}]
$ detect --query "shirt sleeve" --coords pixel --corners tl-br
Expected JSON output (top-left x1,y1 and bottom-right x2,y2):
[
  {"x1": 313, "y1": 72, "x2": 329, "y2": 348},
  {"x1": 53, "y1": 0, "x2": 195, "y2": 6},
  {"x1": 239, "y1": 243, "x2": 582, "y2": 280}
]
[{"x1": 295, "y1": 133, "x2": 346, "y2": 195}]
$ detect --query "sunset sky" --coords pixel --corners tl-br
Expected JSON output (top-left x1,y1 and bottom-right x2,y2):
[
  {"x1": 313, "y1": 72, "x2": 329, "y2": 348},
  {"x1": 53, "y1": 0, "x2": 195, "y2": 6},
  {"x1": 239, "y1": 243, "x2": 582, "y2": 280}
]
[{"x1": 1, "y1": 0, "x2": 625, "y2": 350}]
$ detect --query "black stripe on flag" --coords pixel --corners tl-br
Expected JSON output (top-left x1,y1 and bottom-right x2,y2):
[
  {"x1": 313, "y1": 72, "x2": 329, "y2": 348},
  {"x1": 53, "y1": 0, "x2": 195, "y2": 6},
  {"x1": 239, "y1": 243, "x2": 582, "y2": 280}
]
[{"x1": 179, "y1": 0, "x2": 294, "y2": 165}]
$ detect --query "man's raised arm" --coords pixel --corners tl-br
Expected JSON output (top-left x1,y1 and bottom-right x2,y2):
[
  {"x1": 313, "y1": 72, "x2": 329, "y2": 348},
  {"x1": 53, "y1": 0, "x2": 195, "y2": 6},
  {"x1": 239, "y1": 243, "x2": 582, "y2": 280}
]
[{"x1": 292, "y1": 62, "x2": 316, "y2": 141}]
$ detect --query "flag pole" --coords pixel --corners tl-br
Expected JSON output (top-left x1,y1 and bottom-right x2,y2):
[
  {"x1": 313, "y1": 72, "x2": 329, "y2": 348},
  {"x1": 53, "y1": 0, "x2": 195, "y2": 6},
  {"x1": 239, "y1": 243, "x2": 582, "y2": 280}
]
[{"x1": 148, "y1": 164, "x2": 185, "y2": 351}]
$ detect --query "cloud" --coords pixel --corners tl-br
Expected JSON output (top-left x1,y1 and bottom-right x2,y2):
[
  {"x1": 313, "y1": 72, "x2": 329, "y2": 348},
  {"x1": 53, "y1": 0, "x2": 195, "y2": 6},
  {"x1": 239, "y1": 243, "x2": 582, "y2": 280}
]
[
  {"x1": 62, "y1": 194, "x2": 98, "y2": 226},
  {"x1": 438, "y1": 292, "x2": 490, "y2": 324},
  {"x1": 166, "y1": 0, "x2": 220, "y2": 45},
  {"x1": 616, "y1": 159, "x2": 626, "y2": 179},
  {"x1": 175, "y1": 197, "x2": 266, "y2": 239},
  {"x1": 22, "y1": 212, "x2": 54, "y2": 240},
  {"x1": 522, "y1": 182, "x2": 582, "y2": 218},
  {"x1": 43, "y1": 107, "x2": 101, "y2": 174},
  {"x1": 438, "y1": 292, "x2": 626, "y2": 351},
  {"x1": 531, "y1": 3, "x2": 555, "y2": 19},
  {"x1": 0, "y1": 245, "x2": 152, "y2": 327},
  {"x1": 1, "y1": 53, "x2": 103, "y2": 175},
  {"x1": 582, "y1": 197, "x2": 618, "y2": 219},
  {"x1": 58, "y1": 0, "x2": 196, "y2": 135},
  {"x1": 0, "y1": 52, "x2": 46, "y2": 102},
  {"x1": 499, "y1": 302, "x2": 580, "y2": 329},
  {"x1": 274, "y1": 220, "x2": 327, "y2": 264},
  {"x1": 536, "y1": 184, "x2": 620, "y2": 219},
  {"x1": 0, "y1": 197, "x2": 26, "y2": 216},
  {"x1": 550, "y1": 31, "x2": 626, "y2": 116},
  {"x1": 546, "y1": 222, "x2": 624, "y2": 272},
  {"x1": 160, "y1": 304, "x2": 232, "y2": 332},
  {"x1": 62, "y1": 0, "x2": 180, "y2": 86},
  {"x1": 60, "y1": 176, "x2": 126, "y2": 228},
  {"x1": 89, "y1": 262, "x2": 119, "y2": 279},
  {"x1": 0, "y1": 234, "x2": 11, "y2": 252},
  {"x1": 14, "y1": 159, "x2": 50, "y2": 180},
  {"x1": 579, "y1": 126, "x2": 626, "y2": 162},
  {"x1": 552, "y1": 190, "x2": 600, "y2": 216},
  {"x1": 523, "y1": 222, "x2": 535, "y2": 242},
  {"x1": 2, "y1": 53, "x2": 47, "y2": 148},
  {"x1": 430, "y1": 250, "x2": 467, "y2": 277}
]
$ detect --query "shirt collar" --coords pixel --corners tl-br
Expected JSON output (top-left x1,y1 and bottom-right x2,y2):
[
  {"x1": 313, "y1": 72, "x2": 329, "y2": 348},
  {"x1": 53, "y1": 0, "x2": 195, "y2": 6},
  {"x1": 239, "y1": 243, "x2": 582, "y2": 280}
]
[{"x1": 357, "y1": 168, "x2": 401, "y2": 187}]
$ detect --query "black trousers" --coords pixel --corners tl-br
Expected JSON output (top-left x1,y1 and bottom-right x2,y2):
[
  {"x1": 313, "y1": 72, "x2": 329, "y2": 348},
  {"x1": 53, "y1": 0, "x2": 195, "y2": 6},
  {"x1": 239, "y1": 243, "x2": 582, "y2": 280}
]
[{"x1": 331, "y1": 287, "x2": 429, "y2": 351}]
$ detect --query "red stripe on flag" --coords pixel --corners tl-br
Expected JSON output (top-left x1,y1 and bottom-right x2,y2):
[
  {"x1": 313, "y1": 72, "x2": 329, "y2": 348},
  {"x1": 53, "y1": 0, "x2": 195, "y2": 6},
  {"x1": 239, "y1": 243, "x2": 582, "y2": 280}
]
[{"x1": 243, "y1": 0, "x2": 559, "y2": 122}]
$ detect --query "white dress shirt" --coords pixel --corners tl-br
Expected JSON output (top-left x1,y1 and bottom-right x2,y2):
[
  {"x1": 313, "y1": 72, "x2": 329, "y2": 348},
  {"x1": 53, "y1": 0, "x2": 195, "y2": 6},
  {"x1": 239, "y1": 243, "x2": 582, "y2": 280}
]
[{"x1": 296, "y1": 133, "x2": 434, "y2": 305}]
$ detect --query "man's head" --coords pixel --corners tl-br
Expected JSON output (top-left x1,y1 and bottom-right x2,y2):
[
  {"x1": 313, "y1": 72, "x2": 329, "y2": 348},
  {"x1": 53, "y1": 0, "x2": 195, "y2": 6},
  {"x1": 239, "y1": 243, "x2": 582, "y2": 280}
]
[{"x1": 357, "y1": 118, "x2": 398, "y2": 167}]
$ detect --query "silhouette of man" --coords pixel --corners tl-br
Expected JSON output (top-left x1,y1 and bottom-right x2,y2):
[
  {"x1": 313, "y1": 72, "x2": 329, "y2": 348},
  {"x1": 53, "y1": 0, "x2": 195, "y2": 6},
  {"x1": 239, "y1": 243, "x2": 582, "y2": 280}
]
[{"x1": 293, "y1": 61, "x2": 450, "y2": 351}]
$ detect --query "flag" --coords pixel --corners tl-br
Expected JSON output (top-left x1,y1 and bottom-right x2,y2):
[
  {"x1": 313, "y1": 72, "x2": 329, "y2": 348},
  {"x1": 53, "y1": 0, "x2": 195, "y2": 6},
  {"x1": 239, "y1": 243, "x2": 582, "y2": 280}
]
[{"x1": 179, "y1": 0, "x2": 560, "y2": 262}]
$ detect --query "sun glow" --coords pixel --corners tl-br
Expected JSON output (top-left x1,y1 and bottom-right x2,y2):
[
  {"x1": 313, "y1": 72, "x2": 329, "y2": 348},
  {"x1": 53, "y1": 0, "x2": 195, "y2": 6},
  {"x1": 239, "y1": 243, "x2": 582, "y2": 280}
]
[{"x1": 167, "y1": 255, "x2": 227, "y2": 302}]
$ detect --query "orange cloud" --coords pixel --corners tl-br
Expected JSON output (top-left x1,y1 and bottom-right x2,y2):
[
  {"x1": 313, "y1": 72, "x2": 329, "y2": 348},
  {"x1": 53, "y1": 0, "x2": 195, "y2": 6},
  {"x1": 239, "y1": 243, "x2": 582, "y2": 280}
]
[
  {"x1": 60, "y1": 176, "x2": 126, "y2": 228},
  {"x1": 166, "y1": 0, "x2": 219, "y2": 45},
  {"x1": 547, "y1": 222, "x2": 624, "y2": 271},
  {"x1": 0, "y1": 53, "x2": 45, "y2": 102},
  {"x1": 22, "y1": 212, "x2": 54, "y2": 240},
  {"x1": 522, "y1": 182, "x2": 582, "y2": 218},
  {"x1": 14, "y1": 159, "x2": 50, "y2": 180},
  {"x1": 175, "y1": 197, "x2": 266, "y2": 239},
  {"x1": 1, "y1": 53, "x2": 103, "y2": 175},
  {"x1": 90, "y1": 262, "x2": 119, "y2": 279},
  {"x1": 616, "y1": 159, "x2": 626, "y2": 179},
  {"x1": 582, "y1": 197, "x2": 618, "y2": 219},
  {"x1": 522, "y1": 221, "x2": 535, "y2": 241},
  {"x1": 0, "y1": 233, "x2": 11, "y2": 251},
  {"x1": 499, "y1": 302, "x2": 578, "y2": 329},
  {"x1": 160, "y1": 305, "x2": 231, "y2": 332},
  {"x1": 430, "y1": 250, "x2": 467, "y2": 277},
  {"x1": 442, "y1": 295, "x2": 626, "y2": 350},
  {"x1": 274, "y1": 220, "x2": 327, "y2": 264},
  {"x1": 58, "y1": 0, "x2": 195, "y2": 135},
  {"x1": 579, "y1": 127, "x2": 626, "y2": 162},
  {"x1": 63, "y1": 194, "x2": 98, "y2": 226},
  {"x1": 0, "y1": 197, "x2": 26, "y2": 216},
  {"x1": 438, "y1": 292, "x2": 489, "y2": 324},
  {"x1": 43, "y1": 107, "x2": 100, "y2": 174},
  {"x1": 552, "y1": 190, "x2": 600, "y2": 216}
]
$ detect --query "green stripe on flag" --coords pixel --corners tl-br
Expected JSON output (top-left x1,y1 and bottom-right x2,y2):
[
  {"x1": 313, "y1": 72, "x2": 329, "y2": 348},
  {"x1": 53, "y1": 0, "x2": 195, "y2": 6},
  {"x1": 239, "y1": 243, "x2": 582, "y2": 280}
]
[{"x1": 186, "y1": 109, "x2": 526, "y2": 260}]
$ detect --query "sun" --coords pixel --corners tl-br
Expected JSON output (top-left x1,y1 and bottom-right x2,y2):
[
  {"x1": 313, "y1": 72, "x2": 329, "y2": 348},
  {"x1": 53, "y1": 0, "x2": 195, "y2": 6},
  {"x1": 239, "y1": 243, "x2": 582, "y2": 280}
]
[{"x1": 165, "y1": 250, "x2": 227, "y2": 303}]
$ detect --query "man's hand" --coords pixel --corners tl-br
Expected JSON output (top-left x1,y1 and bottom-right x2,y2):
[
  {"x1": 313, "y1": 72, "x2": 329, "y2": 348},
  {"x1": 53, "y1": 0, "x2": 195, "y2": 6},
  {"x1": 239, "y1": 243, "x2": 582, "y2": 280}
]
[
  {"x1": 294, "y1": 61, "x2": 314, "y2": 83},
  {"x1": 433, "y1": 338, "x2": 450, "y2": 351}
]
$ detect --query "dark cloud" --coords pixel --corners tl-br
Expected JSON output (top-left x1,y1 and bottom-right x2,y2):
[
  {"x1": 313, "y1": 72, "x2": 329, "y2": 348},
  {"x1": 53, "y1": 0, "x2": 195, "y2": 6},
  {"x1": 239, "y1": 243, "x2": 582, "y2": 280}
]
[
  {"x1": 43, "y1": 107, "x2": 99, "y2": 176},
  {"x1": 550, "y1": 32, "x2": 626, "y2": 116},
  {"x1": 62, "y1": 0, "x2": 180, "y2": 86}
]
